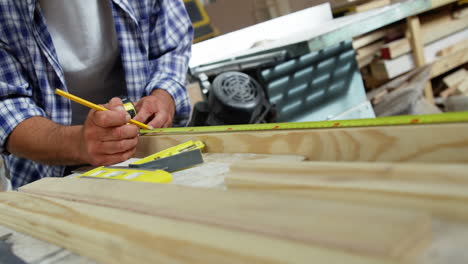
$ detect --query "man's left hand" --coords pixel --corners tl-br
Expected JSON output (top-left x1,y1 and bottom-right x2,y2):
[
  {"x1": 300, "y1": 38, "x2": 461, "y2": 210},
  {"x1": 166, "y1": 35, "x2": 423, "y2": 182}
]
[{"x1": 134, "y1": 89, "x2": 175, "y2": 129}]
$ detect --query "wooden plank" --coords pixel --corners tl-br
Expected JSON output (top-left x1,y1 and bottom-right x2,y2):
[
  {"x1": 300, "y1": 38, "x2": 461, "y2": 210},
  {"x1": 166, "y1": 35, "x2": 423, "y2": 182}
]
[
  {"x1": 440, "y1": 78, "x2": 468, "y2": 98},
  {"x1": 171, "y1": 153, "x2": 306, "y2": 189},
  {"x1": 436, "y1": 39, "x2": 468, "y2": 57},
  {"x1": 442, "y1": 68, "x2": 468, "y2": 88},
  {"x1": 357, "y1": 41, "x2": 385, "y2": 60},
  {"x1": 371, "y1": 28, "x2": 468, "y2": 80},
  {"x1": 453, "y1": 5, "x2": 468, "y2": 18},
  {"x1": 136, "y1": 123, "x2": 468, "y2": 163},
  {"x1": 353, "y1": 24, "x2": 404, "y2": 50},
  {"x1": 459, "y1": 79, "x2": 468, "y2": 94},
  {"x1": 356, "y1": 40, "x2": 386, "y2": 68},
  {"x1": 225, "y1": 160, "x2": 468, "y2": 221},
  {"x1": 331, "y1": 0, "x2": 371, "y2": 12},
  {"x1": 431, "y1": 44, "x2": 468, "y2": 77},
  {"x1": 17, "y1": 178, "x2": 432, "y2": 262},
  {"x1": 355, "y1": 0, "x2": 391, "y2": 13},
  {"x1": 0, "y1": 191, "x2": 403, "y2": 264},
  {"x1": 431, "y1": 0, "x2": 458, "y2": 9},
  {"x1": 353, "y1": 28, "x2": 388, "y2": 49},
  {"x1": 407, "y1": 16, "x2": 434, "y2": 102},
  {"x1": 381, "y1": 9, "x2": 468, "y2": 59}
]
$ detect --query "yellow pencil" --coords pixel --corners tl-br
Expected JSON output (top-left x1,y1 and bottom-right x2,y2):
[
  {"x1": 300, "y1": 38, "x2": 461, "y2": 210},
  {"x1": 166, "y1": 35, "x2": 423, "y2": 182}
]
[{"x1": 55, "y1": 89, "x2": 151, "y2": 130}]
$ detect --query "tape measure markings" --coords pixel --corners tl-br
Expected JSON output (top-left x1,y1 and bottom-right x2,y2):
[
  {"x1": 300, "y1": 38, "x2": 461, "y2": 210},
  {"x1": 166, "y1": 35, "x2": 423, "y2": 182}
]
[{"x1": 140, "y1": 112, "x2": 468, "y2": 134}]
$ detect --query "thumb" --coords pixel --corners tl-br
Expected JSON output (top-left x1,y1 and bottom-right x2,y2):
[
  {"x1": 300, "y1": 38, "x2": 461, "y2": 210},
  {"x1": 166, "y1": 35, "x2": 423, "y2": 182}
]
[{"x1": 105, "y1": 97, "x2": 125, "y2": 111}]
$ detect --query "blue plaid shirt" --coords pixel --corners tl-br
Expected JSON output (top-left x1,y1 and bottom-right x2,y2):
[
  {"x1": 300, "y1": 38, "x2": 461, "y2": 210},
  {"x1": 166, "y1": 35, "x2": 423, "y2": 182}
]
[{"x1": 0, "y1": 0, "x2": 193, "y2": 189}]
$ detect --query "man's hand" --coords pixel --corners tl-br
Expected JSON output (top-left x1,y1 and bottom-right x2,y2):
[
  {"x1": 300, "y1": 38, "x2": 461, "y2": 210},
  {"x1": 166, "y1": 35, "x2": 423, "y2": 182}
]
[
  {"x1": 80, "y1": 98, "x2": 139, "y2": 166},
  {"x1": 134, "y1": 89, "x2": 175, "y2": 128}
]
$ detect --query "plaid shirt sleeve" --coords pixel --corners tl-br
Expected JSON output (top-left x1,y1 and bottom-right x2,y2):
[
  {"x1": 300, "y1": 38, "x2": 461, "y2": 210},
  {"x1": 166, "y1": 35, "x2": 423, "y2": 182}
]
[
  {"x1": 144, "y1": 0, "x2": 193, "y2": 126},
  {"x1": 0, "y1": 44, "x2": 47, "y2": 154}
]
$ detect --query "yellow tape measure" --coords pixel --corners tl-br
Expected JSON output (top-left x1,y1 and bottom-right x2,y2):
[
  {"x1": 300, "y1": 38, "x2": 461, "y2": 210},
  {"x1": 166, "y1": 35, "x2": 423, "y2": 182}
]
[
  {"x1": 141, "y1": 112, "x2": 468, "y2": 134},
  {"x1": 80, "y1": 166, "x2": 172, "y2": 183},
  {"x1": 131, "y1": 140, "x2": 205, "y2": 166},
  {"x1": 120, "y1": 97, "x2": 137, "y2": 118}
]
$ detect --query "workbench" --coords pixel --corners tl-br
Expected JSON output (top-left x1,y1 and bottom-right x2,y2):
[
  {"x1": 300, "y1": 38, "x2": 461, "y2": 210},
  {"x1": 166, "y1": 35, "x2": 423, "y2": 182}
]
[
  {"x1": 0, "y1": 153, "x2": 303, "y2": 264},
  {"x1": 2, "y1": 151, "x2": 468, "y2": 264}
]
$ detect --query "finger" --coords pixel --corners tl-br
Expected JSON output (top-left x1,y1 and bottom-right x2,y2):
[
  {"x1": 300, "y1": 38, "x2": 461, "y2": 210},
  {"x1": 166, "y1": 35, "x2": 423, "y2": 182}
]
[
  {"x1": 104, "y1": 97, "x2": 124, "y2": 109},
  {"x1": 147, "y1": 112, "x2": 167, "y2": 129},
  {"x1": 92, "y1": 108, "x2": 131, "y2": 128},
  {"x1": 92, "y1": 147, "x2": 137, "y2": 166},
  {"x1": 100, "y1": 124, "x2": 139, "y2": 141},
  {"x1": 99, "y1": 137, "x2": 139, "y2": 155},
  {"x1": 163, "y1": 119, "x2": 173, "y2": 128},
  {"x1": 133, "y1": 105, "x2": 154, "y2": 123}
]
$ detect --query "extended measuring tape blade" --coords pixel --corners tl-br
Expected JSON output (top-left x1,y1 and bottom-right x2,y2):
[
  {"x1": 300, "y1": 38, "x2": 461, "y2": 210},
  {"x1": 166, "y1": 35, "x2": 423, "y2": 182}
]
[
  {"x1": 140, "y1": 112, "x2": 468, "y2": 134},
  {"x1": 130, "y1": 140, "x2": 205, "y2": 166}
]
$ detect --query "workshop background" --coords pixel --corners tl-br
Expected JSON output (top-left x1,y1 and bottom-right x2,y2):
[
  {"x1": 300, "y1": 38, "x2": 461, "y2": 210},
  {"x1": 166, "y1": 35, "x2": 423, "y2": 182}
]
[
  {"x1": 1, "y1": 0, "x2": 467, "y2": 187},
  {"x1": 1, "y1": 1, "x2": 468, "y2": 263},
  {"x1": 185, "y1": 0, "x2": 467, "y2": 126}
]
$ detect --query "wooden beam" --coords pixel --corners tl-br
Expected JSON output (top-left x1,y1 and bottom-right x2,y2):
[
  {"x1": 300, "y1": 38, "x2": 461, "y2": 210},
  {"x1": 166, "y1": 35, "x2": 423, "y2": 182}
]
[
  {"x1": 407, "y1": 16, "x2": 434, "y2": 102},
  {"x1": 357, "y1": 41, "x2": 386, "y2": 59},
  {"x1": 136, "y1": 123, "x2": 468, "y2": 163},
  {"x1": 381, "y1": 10, "x2": 468, "y2": 59},
  {"x1": 436, "y1": 38, "x2": 468, "y2": 57},
  {"x1": 431, "y1": 45, "x2": 468, "y2": 77},
  {"x1": 353, "y1": 24, "x2": 403, "y2": 50},
  {"x1": 355, "y1": 0, "x2": 391, "y2": 12},
  {"x1": 431, "y1": 0, "x2": 459, "y2": 9},
  {"x1": 225, "y1": 160, "x2": 468, "y2": 221},
  {"x1": 353, "y1": 28, "x2": 387, "y2": 49},
  {"x1": 356, "y1": 40, "x2": 385, "y2": 68},
  {"x1": 442, "y1": 68, "x2": 468, "y2": 88},
  {"x1": 371, "y1": 28, "x2": 468, "y2": 80},
  {"x1": 16, "y1": 178, "x2": 432, "y2": 262},
  {"x1": 1, "y1": 191, "x2": 404, "y2": 264}
]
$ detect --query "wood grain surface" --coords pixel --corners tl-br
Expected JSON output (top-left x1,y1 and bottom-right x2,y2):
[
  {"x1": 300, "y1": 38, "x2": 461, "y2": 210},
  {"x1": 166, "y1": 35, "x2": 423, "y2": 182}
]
[
  {"x1": 225, "y1": 160, "x2": 468, "y2": 220},
  {"x1": 2, "y1": 191, "x2": 401, "y2": 264},
  {"x1": 136, "y1": 124, "x2": 468, "y2": 163},
  {"x1": 18, "y1": 178, "x2": 432, "y2": 261}
]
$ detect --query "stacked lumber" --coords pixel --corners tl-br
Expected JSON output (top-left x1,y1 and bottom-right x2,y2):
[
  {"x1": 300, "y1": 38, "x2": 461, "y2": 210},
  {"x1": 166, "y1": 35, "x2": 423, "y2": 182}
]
[
  {"x1": 368, "y1": 6, "x2": 468, "y2": 81},
  {"x1": 354, "y1": 2, "x2": 468, "y2": 109},
  {"x1": 353, "y1": 24, "x2": 404, "y2": 69}
]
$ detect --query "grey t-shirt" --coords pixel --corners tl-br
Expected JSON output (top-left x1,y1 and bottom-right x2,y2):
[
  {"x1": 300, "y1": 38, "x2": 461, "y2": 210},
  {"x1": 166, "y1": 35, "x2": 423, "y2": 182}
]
[{"x1": 39, "y1": 0, "x2": 127, "y2": 125}]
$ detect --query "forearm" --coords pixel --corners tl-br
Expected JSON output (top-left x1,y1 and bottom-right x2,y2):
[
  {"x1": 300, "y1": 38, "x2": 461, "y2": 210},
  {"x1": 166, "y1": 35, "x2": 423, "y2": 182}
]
[
  {"x1": 146, "y1": 0, "x2": 192, "y2": 126},
  {"x1": 6, "y1": 117, "x2": 85, "y2": 165}
]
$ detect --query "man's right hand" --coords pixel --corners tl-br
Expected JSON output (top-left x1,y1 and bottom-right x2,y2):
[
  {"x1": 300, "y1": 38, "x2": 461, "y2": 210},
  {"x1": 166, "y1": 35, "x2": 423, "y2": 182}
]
[
  {"x1": 6, "y1": 98, "x2": 139, "y2": 167},
  {"x1": 80, "y1": 97, "x2": 139, "y2": 166}
]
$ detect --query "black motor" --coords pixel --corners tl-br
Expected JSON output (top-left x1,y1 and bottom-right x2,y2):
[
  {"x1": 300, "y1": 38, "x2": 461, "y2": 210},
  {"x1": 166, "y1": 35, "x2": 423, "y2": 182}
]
[{"x1": 190, "y1": 71, "x2": 275, "y2": 126}]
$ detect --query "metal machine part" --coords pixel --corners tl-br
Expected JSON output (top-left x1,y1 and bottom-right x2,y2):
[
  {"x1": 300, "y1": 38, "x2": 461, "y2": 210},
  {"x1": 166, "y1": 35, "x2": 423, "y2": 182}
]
[{"x1": 191, "y1": 71, "x2": 275, "y2": 126}]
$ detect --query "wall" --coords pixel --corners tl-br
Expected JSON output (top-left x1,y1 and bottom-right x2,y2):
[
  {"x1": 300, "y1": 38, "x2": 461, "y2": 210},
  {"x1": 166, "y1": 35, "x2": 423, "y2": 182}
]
[{"x1": 204, "y1": 0, "x2": 330, "y2": 35}]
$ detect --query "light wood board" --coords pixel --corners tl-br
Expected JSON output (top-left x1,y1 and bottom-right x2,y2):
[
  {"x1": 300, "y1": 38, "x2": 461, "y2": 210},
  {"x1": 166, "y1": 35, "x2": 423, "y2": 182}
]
[
  {"x1": 1, "y1": 191, "x2": 406, "y2": 264},
  {"x1": 371, "y1": 28, "x2": 468, "y2": 80},
  {"x1": 381, "y1": 9, "x2": 468, "y2": 59},
  {"x1": 171, "y1": 153, "x2": 305, "y2": 189},
  {"x1": 355, "y1": 0, "x2": 391, "y2": 13},
  {"x1": 225, "y1": 160, "x2": 468, "y2": 221},
  {"x1": 407, "y1": 15, "x2": 434, "y2": 102},
  {"x1": 431, "y1": 44, "x2": 468, "y2": 77},
  {"x1": 137, "y1": 123, "x2": 468, "y2": 163},
  {"x1": 18, "y1": 178, "x2": 432, "y2": 261}
]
